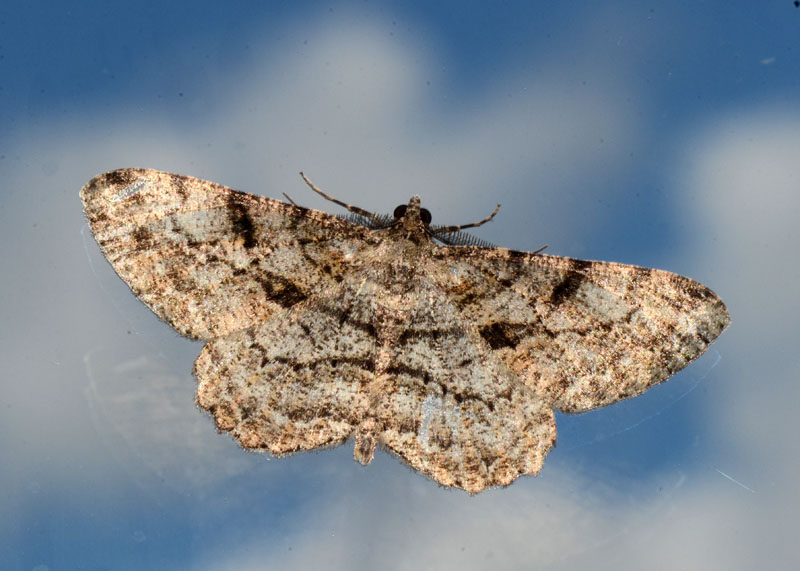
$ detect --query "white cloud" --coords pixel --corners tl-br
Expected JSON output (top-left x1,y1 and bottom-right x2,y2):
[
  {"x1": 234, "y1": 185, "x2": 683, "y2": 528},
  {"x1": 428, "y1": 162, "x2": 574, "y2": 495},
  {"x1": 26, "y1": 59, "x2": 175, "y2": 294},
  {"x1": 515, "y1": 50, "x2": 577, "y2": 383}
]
[
  {"x1": 677, "y1": 108, "x2": 800, "y2": 464},
  {"x1": 682, "y1": 109, "x2": 800, "y2": 315}
]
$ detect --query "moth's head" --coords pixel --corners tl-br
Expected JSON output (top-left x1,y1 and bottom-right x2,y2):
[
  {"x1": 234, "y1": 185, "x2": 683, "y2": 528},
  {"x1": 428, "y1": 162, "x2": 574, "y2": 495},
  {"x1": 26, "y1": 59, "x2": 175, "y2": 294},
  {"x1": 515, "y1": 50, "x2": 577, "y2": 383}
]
[{"x1": 393, "y1": 195, "x2": 432, "y2": 228}]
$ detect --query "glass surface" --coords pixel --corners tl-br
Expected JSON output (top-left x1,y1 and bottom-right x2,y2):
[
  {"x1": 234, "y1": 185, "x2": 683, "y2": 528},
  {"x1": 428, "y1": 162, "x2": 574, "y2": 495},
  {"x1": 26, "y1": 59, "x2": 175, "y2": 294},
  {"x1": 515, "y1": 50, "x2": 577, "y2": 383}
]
[{"x1": 2, "y1": 2, "x2": 797, "y2": 569}]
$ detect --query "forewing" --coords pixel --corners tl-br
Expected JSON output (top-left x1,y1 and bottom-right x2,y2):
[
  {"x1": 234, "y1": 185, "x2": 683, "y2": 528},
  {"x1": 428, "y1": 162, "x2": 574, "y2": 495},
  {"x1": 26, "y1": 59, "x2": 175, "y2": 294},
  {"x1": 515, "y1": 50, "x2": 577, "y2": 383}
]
[
  {"x1": 430, "y1": 247, "x2": 730, "y2": 413},
  {"x1": 81, "y1": 168, "x2": 376, "y2": 339},
  {"x1": 376, "y1": 280, "x2": 556, "y2": 493}
]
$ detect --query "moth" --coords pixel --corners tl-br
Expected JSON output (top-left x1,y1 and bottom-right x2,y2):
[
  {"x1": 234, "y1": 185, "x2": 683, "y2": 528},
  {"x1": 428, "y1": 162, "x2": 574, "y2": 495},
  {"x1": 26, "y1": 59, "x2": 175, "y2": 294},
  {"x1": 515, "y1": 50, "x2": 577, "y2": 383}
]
[{"x1": 81, "y1": 168, "x2": 729, "y2": 493}]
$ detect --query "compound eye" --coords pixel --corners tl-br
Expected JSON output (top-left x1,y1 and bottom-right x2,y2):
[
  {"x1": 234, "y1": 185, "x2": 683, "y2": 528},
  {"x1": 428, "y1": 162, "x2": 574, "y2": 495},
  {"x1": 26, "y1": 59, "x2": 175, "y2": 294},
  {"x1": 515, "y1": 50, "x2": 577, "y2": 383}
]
[
  {"x1": 420, "y1": 208, "x2": 432, "y2": 225},
  {"x1": 393, "y1": 204, "x2": 407, "y2": 219}
]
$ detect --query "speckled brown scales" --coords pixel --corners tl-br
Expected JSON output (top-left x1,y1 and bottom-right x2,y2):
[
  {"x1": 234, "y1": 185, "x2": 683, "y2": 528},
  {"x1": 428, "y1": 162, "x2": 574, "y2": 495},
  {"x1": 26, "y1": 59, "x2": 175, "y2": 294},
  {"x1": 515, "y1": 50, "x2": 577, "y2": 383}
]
[{"x1": 81, "y1": 168, "x2": 730, "y2": 494}]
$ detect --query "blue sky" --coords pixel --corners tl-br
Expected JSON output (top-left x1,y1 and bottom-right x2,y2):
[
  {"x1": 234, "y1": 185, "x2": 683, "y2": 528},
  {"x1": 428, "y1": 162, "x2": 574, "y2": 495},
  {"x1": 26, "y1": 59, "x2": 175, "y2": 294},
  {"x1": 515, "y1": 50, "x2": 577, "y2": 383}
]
[{"x1": 2, "y1": 1, "x2": 800, "y2": 569}]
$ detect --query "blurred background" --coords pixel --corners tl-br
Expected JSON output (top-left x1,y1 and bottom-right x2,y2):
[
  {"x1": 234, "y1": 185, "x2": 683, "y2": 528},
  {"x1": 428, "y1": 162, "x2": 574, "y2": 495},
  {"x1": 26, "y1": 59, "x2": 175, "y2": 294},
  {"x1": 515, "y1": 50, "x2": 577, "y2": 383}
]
[{"x1": 2, "y1": 1, "x2": 798, "y2": 569}]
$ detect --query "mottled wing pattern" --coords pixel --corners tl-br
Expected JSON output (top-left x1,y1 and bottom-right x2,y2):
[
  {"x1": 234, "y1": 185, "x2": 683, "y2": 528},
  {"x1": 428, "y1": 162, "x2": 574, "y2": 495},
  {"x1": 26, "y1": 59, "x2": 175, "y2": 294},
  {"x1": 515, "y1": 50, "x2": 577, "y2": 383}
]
[
  {"x1": 194, "y1": 257, "x2": 555, "y2": 493},
  {"x1": 375, "y1": 278, "x2": 556, "y2": 493},
  {"x1": 194, "y1": 280, "x2": 377, "y2": 455},
  {"x1": 430, "y1": 247, "x2": 730, "y2": 413},
  {"x1": 81, "y1": 169, "x2": 376, "y2": 340}
]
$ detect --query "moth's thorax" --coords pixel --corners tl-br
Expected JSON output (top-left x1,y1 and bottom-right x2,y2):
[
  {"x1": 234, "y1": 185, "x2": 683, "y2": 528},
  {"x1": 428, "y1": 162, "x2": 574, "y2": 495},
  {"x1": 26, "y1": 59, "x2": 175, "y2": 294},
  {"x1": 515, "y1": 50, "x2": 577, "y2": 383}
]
[
  {"x1": 394, "y1": 195, "x2": 432, "y2": 244},
  {"x1": 373, "y1": 195, "x2": 434, "y2": 290}
]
